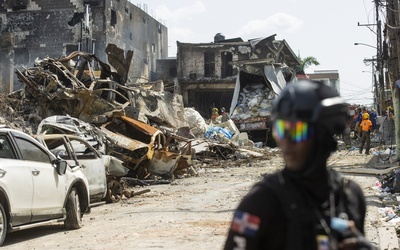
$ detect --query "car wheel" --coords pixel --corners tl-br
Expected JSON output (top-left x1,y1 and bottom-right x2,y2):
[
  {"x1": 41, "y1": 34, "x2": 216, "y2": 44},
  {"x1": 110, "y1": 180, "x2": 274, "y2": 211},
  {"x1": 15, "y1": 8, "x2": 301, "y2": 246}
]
[
  {"x1": 64, "y1": 188, "x2": 82, "y2": 229},
  {"x1": 105, "y1": 180, "x2": 123, "y2": 203},
  {"x1": 0, "y1": 203, "x2": 7, "y2": 246}
]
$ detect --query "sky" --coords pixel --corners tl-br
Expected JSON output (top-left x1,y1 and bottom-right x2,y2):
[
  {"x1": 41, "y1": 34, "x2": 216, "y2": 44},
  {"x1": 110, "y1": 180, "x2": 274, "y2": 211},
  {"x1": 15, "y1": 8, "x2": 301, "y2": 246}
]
[{"x1": 134, "y1": 0, "x2": 380, "y2": 106}]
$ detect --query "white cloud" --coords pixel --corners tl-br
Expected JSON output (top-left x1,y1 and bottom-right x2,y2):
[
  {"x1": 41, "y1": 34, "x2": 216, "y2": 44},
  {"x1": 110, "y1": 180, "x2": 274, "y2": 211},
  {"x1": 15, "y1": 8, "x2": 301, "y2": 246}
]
[
  {"x1": 235, "y1": 13, "x2": 303, "y2": 38},
  {"x1": 153, "y1": 1, "x2": 206, "y2": 24}
]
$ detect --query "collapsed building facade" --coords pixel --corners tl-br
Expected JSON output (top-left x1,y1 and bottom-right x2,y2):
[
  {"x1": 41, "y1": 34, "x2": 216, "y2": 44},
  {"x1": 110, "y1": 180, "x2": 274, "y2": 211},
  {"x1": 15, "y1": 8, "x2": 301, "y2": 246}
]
[
  {"x1": 0, "y1": 0, "x2": 167, "y2": 92},
  {"x1": 157, "y1": 33, "x2": 300, "y2": 144}
]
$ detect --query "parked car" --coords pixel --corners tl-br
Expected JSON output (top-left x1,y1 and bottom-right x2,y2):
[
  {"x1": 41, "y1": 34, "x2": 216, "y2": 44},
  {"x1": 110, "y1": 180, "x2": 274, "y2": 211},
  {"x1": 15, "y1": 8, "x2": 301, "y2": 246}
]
[
  {"x1": 35, "y1": 134, "x2": 129, "y2": 203},
  {"x1": 0, "y1": 128, "x2": 90, "y2": 246}
]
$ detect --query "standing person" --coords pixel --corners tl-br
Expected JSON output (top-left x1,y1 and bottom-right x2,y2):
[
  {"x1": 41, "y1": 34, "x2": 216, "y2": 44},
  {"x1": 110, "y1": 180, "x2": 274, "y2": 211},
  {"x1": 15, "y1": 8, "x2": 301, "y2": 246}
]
[
  {"x1": 224, "y1": 80, "x2": 376, "y2": 250},
  {"x1": 211, "y1": 107, "x2": 219, "y2": 123},
  {"x1": 359, "y1": 113, "x2": 373, "y2": 155},
  {"x1": 354, "y1": 107, "x2": 363, "y2": 139},
  {"x1": 369, "y1": 108, "x2": 377, "y2": 132},
  {"x1": 220, "y1": 107, "x2": 230, "y2": 122}
]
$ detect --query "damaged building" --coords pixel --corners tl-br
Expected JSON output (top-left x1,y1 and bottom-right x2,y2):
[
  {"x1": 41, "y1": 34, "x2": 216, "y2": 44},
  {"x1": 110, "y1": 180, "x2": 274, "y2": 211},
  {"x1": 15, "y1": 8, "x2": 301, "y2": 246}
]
[
  {"x1": 157, "y1": 33, "x2": 300, "y2": 144},
  {"x1": 0, "y1": 0, "x2": 167, "y2": 91}
]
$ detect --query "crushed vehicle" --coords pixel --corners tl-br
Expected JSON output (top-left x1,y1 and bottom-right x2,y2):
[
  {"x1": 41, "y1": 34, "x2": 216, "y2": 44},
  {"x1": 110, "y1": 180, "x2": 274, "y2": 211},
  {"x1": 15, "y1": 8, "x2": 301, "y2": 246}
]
[
  {"x1": 37, "y1": 115, "x2": 107, "y2": 153},
  {"x1": 35, "y1": 134, "x2": 128, "y2": 203},
  {"x1": 0, "y1": 128, "x2": 90, "y2": 246},
  {"x1": 100, "y1": 115, "x2": 192, "y2": 179},
  {"x1": 36, "y1": 116, "x2": 129, "y2": 202}
]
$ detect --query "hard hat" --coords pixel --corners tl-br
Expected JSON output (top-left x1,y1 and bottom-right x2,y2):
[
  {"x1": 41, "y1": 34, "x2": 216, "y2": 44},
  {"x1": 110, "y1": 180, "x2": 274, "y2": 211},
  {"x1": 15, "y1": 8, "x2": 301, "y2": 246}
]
[
  {"x1": 363, "y1": 113, "x2": 369, "y2": 119},
  {"x1": 272, "y1": 80, "x2": 347, "y2": 135}
]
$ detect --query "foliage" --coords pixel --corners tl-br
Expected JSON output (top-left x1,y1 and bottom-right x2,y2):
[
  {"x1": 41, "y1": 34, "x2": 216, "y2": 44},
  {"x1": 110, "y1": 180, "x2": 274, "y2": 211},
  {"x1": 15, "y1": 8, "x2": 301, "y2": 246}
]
[{"x1": 296, "y1": 53, "x2": 320, "y2": 73}]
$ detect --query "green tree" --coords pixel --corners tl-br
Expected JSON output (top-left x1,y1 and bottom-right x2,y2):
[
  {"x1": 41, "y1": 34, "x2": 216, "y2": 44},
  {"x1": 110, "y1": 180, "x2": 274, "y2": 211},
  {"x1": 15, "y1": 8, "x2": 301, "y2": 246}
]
[{"x1": 296, "y1": 53, "x2": 320, "y2": 73}]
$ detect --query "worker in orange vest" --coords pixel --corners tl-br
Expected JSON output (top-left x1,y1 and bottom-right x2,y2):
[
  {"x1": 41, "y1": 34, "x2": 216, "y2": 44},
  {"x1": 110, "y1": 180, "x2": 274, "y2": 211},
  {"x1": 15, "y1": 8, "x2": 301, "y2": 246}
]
[{"x1": 359, "y1": 112, "x2": 373, "y2": 155}]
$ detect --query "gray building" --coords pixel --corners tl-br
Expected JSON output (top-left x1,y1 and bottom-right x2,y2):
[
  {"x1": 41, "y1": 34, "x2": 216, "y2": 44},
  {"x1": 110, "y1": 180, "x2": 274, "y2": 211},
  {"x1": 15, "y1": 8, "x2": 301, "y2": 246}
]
[{"x1": 0, "y1": 0, "x2": 168, "y2": 92}]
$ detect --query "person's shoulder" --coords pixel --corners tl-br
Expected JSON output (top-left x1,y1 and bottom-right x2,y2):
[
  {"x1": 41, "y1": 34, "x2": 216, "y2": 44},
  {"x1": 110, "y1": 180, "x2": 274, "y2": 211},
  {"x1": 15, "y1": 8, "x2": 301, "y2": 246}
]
[
  {"x1": 328, "y1": 169, "x2": 364, "y2": 195},
  {"x1": 246, "y1": 172, "x2": 282, "y2": 195}
]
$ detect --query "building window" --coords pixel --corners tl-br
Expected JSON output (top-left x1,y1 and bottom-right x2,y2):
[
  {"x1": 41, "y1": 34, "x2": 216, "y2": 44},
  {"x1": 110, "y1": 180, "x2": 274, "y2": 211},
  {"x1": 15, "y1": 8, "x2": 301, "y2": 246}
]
[
  {"x1": 152, "y1": 44, "x2": 155, "y2": 53},
  {"x1": 130, "y1": 33, "x2": 133, "y2": 40},
  {"x1": 111, "y1": 10, "x2": 117, "y2": 27},
  {"x1": 204, "y1": 52, "x2": 215, "y2": 77},
  {"x1": 221, "y1": 52, "x2": 233, "y2": 78}
]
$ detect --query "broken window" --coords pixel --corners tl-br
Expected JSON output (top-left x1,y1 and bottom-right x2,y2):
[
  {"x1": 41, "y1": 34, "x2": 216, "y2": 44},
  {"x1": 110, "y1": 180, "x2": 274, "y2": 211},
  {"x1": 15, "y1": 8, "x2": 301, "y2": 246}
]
[
  {"x1": 204, "y1": 51, "x2": 215, "y2": 77},
  {"x1": 221, "y1": 52, "x2": 233, "y2": 78},
  {"x1": 68, "y1": 13, "x2": 84, "y2": 26},
  {"x1": 84, "y1": 0, "x2": 101, "y2": 6},
  {"x1": 5, "y1": 0, "x2": 28, "y2": 10},
  {"x1": 69, "y1": 139, "x2": 96, "y2": 160},
  {"x1": 158, "y1": 24, "x2": 162, "y2": 34},
  {"x1": 111, "y1": 9, "x2": 117, "y2": 27}
]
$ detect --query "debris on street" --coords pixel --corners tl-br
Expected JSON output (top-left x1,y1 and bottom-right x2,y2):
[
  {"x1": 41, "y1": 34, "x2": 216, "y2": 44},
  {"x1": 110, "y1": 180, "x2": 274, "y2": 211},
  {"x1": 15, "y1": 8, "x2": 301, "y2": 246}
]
[{"x1": 0, "y1": 46, "x2": 267, "y2": 193}]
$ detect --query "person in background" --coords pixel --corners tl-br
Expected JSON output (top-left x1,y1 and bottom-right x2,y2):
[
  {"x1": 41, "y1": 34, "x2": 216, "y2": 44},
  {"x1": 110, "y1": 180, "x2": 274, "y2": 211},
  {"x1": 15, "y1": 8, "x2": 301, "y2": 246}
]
[
  {"x1": 224, "y1": 80, "x2": 376, "y2": 250},
  {"x1": 211, "y1": 107, "x2": 219, "y2": 123},
  {"x1": 354, "y1": 107, "x2": 363, "y2": 139},
  {"x1": 387, "y1": 106, "x2": 394, "y2": 121},
  {"x1": 369, "y1": 108, "x2": 377, "y2": 132},
  {"x1": 359, "y1": 112, "x2": 373, "y2": 155},
  {"x1": 220, "y1": 107, "x2": 230, "y2": 122}
]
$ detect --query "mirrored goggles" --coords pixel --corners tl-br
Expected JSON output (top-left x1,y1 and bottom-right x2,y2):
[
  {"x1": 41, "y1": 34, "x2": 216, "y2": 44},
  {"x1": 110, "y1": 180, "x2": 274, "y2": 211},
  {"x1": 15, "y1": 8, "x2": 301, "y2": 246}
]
[{"x1": 273, "y1": 119, "x2": 315, "y2": 143}]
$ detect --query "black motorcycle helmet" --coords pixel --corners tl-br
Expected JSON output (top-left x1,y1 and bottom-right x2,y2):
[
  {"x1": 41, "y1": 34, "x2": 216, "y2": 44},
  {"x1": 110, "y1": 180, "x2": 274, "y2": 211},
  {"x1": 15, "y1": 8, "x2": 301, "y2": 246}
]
[
  {"x1": 272, "y1": 79, "x2": 348, "y2": 137},
  {"x1": 272, "y1": 80, "x2": 348, "y2": 179}
]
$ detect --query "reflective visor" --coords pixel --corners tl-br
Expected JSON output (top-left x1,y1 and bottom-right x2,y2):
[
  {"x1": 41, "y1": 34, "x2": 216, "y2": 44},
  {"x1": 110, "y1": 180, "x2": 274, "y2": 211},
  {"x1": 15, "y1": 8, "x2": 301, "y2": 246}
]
[{"x1": 273, "y1": 119, "x2": 314, "y2": 143}]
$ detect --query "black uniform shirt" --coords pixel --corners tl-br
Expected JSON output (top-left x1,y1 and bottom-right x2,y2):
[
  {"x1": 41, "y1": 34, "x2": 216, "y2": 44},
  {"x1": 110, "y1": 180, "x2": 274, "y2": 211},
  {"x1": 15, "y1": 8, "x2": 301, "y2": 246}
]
[{"x1": 224, "y1": 169, "x2": 367, "y2": 250}]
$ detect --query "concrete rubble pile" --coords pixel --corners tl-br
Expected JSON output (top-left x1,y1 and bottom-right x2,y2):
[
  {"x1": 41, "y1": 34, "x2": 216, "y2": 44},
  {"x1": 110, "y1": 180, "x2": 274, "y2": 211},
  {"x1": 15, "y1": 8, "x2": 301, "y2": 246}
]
[
  {"x1": 230, "y1": 83, "x2": 275, "y2": 122},
  {"x1": 2, "y1": 44, "x2": 266, "y2": 184}
]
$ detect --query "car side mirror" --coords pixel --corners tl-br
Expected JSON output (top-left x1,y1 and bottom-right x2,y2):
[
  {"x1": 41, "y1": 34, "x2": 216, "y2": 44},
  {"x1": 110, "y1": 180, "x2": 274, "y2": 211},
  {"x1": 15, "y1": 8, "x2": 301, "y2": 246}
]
[{"x1": 55, "y1": 159, "x2": 67, "y2": 175}]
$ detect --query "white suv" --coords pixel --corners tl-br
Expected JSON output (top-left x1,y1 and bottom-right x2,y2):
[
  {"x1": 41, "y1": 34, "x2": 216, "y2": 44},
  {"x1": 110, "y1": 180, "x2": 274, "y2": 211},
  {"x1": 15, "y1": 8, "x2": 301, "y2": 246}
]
[{"x1": 0, "y1": 128, "x2": 90, "y2": 246}]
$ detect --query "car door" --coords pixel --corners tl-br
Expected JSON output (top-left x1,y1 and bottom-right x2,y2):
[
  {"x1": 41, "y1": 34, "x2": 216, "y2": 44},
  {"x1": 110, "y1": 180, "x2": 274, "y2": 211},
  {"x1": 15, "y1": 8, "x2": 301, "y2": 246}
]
[
  {"x1": 13, "y1": 136, "x2": 66, "y2": 222},
  {"x1": 0, "y1": 134, "x2": 33, "y2": 226},
  {"x1": 65, "y1": 137, "x2": 107, "y2": 201}
]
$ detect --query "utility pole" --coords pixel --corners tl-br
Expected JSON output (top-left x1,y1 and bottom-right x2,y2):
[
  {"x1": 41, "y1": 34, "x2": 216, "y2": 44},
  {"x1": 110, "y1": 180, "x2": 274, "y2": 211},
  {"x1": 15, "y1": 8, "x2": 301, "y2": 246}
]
[
  {"x1": 375, "y1": 0, "x2": 386, "y2": 113},
  {"x1": 386, "y1": 0, "x2": 400, "y2": 162}
]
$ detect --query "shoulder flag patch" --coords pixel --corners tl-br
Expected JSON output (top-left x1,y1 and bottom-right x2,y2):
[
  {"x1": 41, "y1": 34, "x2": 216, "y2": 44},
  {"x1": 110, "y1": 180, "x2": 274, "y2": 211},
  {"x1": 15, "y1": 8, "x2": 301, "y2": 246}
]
[{"x1": 231, "y1": 210, "x2": 260, "y2": 237}]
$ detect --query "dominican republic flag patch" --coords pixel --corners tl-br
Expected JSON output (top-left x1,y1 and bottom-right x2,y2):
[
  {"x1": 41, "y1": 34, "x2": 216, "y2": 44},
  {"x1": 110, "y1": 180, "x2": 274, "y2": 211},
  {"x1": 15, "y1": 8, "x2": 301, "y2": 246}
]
[{"x1": 231, "y1": 210, "x2": 260, "y2": 237}]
